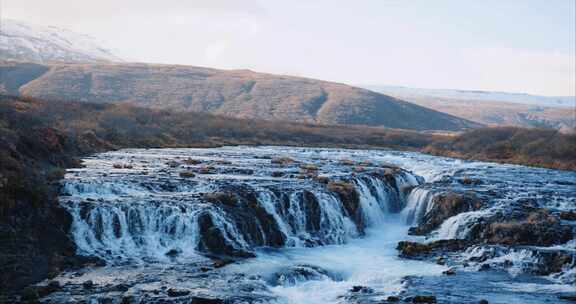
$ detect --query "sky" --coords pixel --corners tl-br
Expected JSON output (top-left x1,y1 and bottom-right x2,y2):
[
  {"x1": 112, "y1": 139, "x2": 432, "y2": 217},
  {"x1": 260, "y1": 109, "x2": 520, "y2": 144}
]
[{"x1": 2, "y1": 0, "x2": 575, "y2": 96}]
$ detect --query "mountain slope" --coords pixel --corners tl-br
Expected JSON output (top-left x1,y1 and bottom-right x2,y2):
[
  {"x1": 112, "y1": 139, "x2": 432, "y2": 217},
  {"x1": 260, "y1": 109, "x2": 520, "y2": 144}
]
[
  {"x1": 1, "y1": 61, "x2": 481, "y2": 131},
  {"x1": 364, "y1": 85, "x2": 575, "y2": 133},
  {"x1": 0, "y1": 19, "x2": 122, "y2": 63}
]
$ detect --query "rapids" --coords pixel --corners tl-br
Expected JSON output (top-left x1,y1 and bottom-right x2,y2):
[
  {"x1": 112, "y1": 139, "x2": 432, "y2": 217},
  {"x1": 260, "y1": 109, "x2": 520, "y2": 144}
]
[{"x1": 46, "y1": 146, "x2": 575, "y2": 304}]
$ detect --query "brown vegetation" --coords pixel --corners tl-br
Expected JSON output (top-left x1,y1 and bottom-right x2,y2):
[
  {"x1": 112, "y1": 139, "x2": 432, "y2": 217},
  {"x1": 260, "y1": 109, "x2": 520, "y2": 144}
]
[{"x1": 425, "y1": 127, "x2": 576, "y2": 170}]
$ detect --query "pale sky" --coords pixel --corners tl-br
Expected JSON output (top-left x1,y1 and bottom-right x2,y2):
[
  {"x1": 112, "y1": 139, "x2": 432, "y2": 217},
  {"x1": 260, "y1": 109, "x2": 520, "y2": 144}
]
[{"x1": 3, "y1": 0, "x2": 575, "y2": 96}]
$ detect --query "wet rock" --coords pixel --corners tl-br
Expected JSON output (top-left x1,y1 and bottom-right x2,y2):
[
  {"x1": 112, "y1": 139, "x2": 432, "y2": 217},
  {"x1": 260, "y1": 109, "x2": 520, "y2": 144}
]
[
  {"x1": 190, "y1": 297, "x2": 225, "y2": 304},
  {"x1": 197, "y1": 212, "x2": 255, "y2": 258},
  {"x1": 481, "y1": 210, "x2": 573, "y2": 246},
  {"x1": 165, "y1": 248, "x2": 182, "y2": 257},
  {"x1": 269, "y1": 264, "x2": 339, "y2": 286},
  {"x1": 300, "y1": 163, "x2": 320, "y2": 171},
  {"x1": 411, "y1": 295, "x2": 437, "y2": 303},
  {"x1": 202, "y1": 192, "x2": 237, "y2": 206},
  {"x1": 314, "y1": 175, "x2": 330, "y2": 184},
  {"x1": 121, "y1": 295, "x2": 136, "y2": 304},
  {"x1": 110, "y1": 283, "x2": 130, "y2": 292},
  {"x1": 212, "y1": 258, "x2": 234, "y2": 268},
  {"x1": 166, "y1": 160, "x2": 180, "y2": 168},
  {"x1": 167, "y1": 288, "x2": 190, "y2": 297},
  {"x1": 183, "y1": 158, "x2": 202, "y2": 165},
  {"x1": 457, "y1": 176, "x2": 483, "y2": 185},
  {"x1": 271, "y1": 171, "x2": 284, "y2": 177},
  {"x1": 386, "y1": 296, "x2": 401, "y2": 302},
  {"x1": 179, "y1": 171, "x2": 196, "y2": 178},
  {"x1": 442, "y1": 268, "x2": 456, "y2": 275},
  {"x1": 350, "y1": 285, "x2": 373, "y2": 293},
  {"x1": 559, "y1": 294, "x2": 576, "y2": 301},
  {"x1": 397, "y1": 240, "x2": 470, "y2": 258},
  {"x1": 197, "y1": 165, "x2": 216, "y2": 174},
  {"x1": 479, "y1": 300, "x2": 489, "y2": 304},
  {"x1": 560, "y1": 211, "x2": 576, "y2": 221},
  {"x1": 82, "y1": 280, "x2": 94, "y2": 289},
  {"x1": 409, "y1": 192, "x2": 484, "y2": 235},
  {"x1": 327, "y1": 181, "x2": 364, "y2": 232},
  {"x1": 271, "y1": 157, "x2": 296, "y2": 165}
]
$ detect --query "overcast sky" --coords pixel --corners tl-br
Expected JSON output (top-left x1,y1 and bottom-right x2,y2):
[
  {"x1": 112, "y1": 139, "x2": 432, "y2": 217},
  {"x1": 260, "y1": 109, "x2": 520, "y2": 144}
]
[{"x1": 3, "y1": 0, "x2": 575, "y2": 96}]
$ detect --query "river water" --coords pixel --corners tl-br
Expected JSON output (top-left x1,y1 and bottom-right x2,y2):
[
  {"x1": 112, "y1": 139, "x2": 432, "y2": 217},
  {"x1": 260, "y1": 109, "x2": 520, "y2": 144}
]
[{"x1": 46, "y1": 146, "x2": 576, "y2": 303}]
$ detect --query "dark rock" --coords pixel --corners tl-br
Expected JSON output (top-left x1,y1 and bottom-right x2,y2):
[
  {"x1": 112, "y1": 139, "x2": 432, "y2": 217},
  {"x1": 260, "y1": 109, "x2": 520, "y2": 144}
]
[
  {"x1": 82, "y1": 280, "x2": 94, "y2": 289},
  {"x1": 559, "y1": 295, "x2": 576, "y2": 301},
  {"x1": 167, "y1": 288, "x2": 190, "y2": 297},
  {"x1": 121, "y1": 295, "x2": 136, "y2": 304},
  {"x1": 350, "y1": 285, "x2": 373, "y2": 293},
  {"x1": 270, "y1": 264, "x2": 339, "y2": 286},
  {"x1": 411, "y1": 295, "x2": 437, "y2": 303},
  {"x1": 165, "y1": 248, "x2": 182, "y2": 257},
  {"x1": 202, "y1": 192, "x2": 238, "y2": 206},
  {"x1": 560, "y1": 211, "x2": 576, "y2": 221},
  {"x1": 442, "y1": 268, "x2": 456, "y2": 275},
  {"x1": 271, "y1": 171, "x2": 284, "y2": 177},
  {"x1": 397, "y1": 240, "x2": 470, "y2": 258},
  {"x1": 409, "y1": 192, "x2": 483, "y2": 235},
  {"x1": 212, "y1": 258, "x2": 234, "y2": 268},
  {"x1": 111, "y1": 283, "x2": 130, "y2": 292},
  {"x1": 197, "y1": 212, "x2": 255, "y2": 258},
  {"x1": 436, "y1": 257, "x2": 446, "y2": 265},
  {"x1": 179, "y1": 171, "x2": 195, "y2": 178},
  {"x1": 387, "y1": 295, "x2": 401, "y2": 302},
  {"x1": 479, "y1": 300, "x2": 489, "y2": 304},
  {"x1": 327, "y1": 181, "x2": 364, "y2": 232},
  {"x1": 481, "y1": 210, "x2": 573, "y2": 246},
  {"x1": 190, "y1": 297, "x2": 225, "y2": 304},
  {"x1": 457, "y1": 177, "x2": 483, "y2": 185}
]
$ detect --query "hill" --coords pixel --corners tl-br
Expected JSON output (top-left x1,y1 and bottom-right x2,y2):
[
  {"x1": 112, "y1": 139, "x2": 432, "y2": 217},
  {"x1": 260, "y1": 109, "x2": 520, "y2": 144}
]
[
  {"x1": 365, "y1": 85, "x2": 575, "y2": 133},
  {"x1": 0, "y1": 61, "x2": 481, "y2": 132}
]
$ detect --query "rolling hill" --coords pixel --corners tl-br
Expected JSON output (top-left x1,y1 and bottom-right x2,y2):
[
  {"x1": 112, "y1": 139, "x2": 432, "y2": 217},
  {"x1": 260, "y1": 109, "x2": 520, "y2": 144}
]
[
  {"x1": 0, "y1": 61, "x2": 481, "y2": 131},
  {"x1": 365, "y1": 85, "x2": 575, "y2": 133}
]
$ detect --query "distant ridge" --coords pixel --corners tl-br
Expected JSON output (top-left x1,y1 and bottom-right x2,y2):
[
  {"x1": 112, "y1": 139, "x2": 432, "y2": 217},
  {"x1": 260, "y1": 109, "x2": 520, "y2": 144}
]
[{"x1": 364, "y1": 85, "x2": 575, "y2": 108}]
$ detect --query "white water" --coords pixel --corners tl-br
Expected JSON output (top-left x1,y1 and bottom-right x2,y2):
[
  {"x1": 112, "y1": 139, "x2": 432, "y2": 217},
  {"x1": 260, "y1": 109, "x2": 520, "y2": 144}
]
[
  {"x1": 227, "y1": 220, "x2": 444, "y2": 304},
  {"x1": 56, "y1": 146, "x2": 576, "y2": 303}
]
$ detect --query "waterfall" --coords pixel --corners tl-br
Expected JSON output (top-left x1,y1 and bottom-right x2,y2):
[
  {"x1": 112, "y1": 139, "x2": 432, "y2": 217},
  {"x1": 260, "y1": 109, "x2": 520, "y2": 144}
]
[
  {"x1": 401, "y1": 187, "x2": 435, "y2": 225},
  {"x1": 61, "y1": 166, "x2": 421, "y2": 262}
]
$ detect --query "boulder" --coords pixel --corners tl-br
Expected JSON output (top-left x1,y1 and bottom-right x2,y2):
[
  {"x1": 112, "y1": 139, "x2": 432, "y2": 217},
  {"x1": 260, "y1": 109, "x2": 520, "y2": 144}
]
[
  {"x1": 481, "y1": 210, "x2": 573, "y2": 246},
  {"x1": 397, "y1": 240, "x2": 471, "y2": 258},
  {"x1": 560, "y1": 211, "x2": 576, "y2": 221},
  {"x1": 167, "y1": 288, "x2": 190, "y2": 297},
  {"x1": 409, "y1": 192, "x2": 483, "y2": 235}
]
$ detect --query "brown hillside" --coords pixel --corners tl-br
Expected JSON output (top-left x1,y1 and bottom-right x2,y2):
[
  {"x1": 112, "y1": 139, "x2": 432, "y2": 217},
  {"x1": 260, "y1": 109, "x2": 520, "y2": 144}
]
[{"x1": 0, "y1": 61, "x2": 481, "y2": 131}]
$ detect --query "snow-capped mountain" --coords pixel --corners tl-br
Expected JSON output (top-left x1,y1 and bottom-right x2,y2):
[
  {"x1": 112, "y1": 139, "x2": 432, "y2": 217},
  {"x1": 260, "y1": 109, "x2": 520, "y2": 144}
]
[
  {"x1": 0, "y1": 19, "x2": 122, "y2": 63},
  {"x1": 364, "y1": 85, "x2": 575, "y2": 108}
]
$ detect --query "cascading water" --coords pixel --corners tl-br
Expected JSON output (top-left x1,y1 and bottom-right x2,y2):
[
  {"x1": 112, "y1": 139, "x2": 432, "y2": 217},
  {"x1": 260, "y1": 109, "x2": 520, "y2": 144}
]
[
  {"x1": 60, "y1": 148, "x2": 421, "y2": 263},
  {"x1": 48, "y1": 146, "x2": 576, "y2": 304}
]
